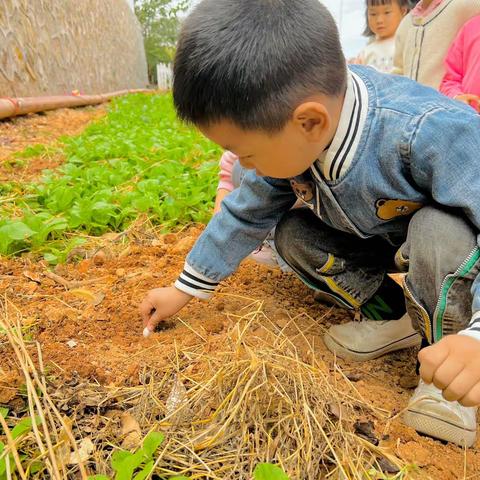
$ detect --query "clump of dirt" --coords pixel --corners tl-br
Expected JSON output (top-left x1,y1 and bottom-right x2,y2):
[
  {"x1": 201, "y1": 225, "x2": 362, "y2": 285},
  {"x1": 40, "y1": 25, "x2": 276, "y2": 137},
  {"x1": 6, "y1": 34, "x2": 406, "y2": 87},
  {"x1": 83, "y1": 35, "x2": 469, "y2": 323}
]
[{"x1": 0, "y1": 105, "x2": 107, "y2": 181}]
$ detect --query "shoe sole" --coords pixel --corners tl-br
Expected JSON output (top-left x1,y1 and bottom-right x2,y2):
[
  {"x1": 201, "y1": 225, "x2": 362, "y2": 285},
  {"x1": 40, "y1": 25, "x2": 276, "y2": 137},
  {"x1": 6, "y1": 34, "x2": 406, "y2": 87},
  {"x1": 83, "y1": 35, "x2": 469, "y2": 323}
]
[
  {"x1": 322, "y1": 331, "x2": 421, "y2": 362},
  {"x1": 403, "y1": 409, "x2": 476, "y2": 447}
]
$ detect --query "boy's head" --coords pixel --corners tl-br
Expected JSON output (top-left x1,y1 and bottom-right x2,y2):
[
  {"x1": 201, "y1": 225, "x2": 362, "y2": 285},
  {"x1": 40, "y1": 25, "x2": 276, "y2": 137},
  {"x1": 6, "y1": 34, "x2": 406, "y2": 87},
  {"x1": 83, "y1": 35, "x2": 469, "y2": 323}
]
[
  {"x1": 173, "y1": 0, "x2": 347, "y2": 178},
  {"x1": 363, "y1": 0, "x2": 409, "y2": 39}
]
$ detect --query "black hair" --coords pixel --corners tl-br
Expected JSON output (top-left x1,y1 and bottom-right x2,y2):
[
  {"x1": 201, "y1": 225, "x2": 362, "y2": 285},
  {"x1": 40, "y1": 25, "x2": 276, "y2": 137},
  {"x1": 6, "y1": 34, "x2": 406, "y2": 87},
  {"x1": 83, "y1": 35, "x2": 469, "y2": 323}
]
[
  {"x1": 363, "y1": 0, "x2": 411, "y2": 37},
  {"x1": 173, "y1": 0, "x2": 347, "y2": 132}
]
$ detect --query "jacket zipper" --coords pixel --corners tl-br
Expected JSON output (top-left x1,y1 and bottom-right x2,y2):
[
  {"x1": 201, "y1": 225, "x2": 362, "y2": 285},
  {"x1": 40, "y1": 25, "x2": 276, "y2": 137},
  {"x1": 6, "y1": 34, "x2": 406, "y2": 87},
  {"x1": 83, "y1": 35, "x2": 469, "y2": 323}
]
[
  {"x1": 432, "y1": 247, "x2": 480, "y2": 342},
  {"x1": 403, "y1": 276, "x2": 433, "y2": 344}
]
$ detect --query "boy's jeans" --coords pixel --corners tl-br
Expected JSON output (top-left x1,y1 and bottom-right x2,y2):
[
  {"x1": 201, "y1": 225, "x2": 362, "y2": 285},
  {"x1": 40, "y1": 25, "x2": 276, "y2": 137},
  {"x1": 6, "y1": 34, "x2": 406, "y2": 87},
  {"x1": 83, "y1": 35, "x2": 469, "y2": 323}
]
[{"x1": 274, "y1": 206, "x2": 480, "y2": 344}]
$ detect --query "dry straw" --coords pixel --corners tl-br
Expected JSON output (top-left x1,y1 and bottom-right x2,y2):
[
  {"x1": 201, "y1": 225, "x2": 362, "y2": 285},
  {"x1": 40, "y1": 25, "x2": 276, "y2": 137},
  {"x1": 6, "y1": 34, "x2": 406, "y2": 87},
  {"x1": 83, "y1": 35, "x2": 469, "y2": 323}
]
[{"x1": 0, "y1": 295, "x2": 406, "y2": 479}]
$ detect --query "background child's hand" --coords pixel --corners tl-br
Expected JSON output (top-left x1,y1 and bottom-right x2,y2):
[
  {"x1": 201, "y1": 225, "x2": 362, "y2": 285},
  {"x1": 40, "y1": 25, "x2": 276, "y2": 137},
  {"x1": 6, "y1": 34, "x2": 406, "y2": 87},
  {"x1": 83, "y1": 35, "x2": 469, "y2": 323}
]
[
  {"x1": 213, "y1": 188, "x2": 230, "y2": 214},
  {"x1": 455, "y1": 94, "x2": 480, "y2": 112},
  {"x1": 139, "y1": 286, "x2": 192, "y2": 335},
  {"x1": 418, "y1": 335, "x2": 480, "y2": 407}
]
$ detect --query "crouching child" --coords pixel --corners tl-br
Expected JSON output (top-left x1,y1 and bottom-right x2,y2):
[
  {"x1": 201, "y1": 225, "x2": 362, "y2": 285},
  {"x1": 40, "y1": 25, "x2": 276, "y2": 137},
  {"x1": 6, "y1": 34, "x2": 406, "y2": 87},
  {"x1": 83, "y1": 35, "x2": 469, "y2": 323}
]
[{"x1": 140, "y1": 0, "x2": 480, "y2": 447}]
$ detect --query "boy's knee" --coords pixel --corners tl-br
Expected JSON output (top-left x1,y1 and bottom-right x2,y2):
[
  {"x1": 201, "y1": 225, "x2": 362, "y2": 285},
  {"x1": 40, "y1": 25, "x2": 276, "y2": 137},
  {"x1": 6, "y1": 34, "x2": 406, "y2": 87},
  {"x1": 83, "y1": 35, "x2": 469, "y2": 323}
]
[
  {"x1": 408, "y1": 206, "x2": 476, "y2": 259},
  {"x1": 409, "y1": 207, "x2": 467, "y2": 241}
]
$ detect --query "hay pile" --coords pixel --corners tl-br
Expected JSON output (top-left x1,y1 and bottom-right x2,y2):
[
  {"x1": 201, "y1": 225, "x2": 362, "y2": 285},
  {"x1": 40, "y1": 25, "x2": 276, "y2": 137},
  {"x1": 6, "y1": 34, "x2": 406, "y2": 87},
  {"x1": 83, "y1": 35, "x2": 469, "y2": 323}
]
[{"x1": 0, "y1": 297, "x2": 406, "y2": 479}]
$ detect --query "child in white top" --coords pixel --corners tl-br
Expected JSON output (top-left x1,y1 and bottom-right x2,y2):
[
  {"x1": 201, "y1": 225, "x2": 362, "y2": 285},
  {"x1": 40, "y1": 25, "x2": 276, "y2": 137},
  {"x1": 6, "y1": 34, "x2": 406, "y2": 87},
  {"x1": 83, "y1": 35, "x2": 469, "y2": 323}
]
[
  {"x1": 393, "y1": 0, "x2": 480, "y2": 89},
  {"x1": 356, "y1": 0, "x2": 410, "y2": 72}
]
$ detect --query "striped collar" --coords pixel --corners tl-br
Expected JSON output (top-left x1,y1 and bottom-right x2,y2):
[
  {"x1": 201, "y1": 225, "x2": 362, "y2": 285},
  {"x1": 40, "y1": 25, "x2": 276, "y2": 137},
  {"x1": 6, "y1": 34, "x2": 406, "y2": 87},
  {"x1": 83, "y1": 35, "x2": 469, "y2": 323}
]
[{"x1": 313, "y1": 71, "x2": 369, "y2": 182}]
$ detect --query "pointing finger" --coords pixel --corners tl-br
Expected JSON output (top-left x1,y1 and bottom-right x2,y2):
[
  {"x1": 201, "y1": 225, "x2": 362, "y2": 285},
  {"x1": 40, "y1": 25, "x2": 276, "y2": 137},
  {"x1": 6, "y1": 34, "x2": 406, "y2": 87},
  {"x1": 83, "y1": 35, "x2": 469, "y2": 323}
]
[{"x1": 139, "y1": 299, "x2": 155, "y2": 327}]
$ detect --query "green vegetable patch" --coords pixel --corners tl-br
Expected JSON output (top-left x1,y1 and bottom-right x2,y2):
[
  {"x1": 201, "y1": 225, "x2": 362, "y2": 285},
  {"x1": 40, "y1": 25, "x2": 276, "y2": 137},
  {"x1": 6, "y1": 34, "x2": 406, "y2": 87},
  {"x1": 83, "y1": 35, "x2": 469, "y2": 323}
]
[{"x1": 0, "y1": 94, "x2": 221, "y2": 263}]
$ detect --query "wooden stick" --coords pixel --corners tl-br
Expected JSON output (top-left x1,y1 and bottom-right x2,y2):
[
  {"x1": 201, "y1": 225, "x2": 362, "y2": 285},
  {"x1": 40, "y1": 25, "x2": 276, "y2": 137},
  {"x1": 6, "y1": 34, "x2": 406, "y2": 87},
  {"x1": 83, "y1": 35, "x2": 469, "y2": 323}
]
[{"x1": 44, "y1": 270, "x2": 107, "y2": 289}]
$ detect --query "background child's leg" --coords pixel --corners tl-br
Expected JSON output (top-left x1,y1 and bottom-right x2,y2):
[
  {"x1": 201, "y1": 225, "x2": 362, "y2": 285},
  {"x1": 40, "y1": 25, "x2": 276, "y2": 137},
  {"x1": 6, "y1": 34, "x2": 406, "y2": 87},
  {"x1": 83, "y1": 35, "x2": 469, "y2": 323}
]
[
  {"x1": 231, "y1": 160, "x2": 294, "y2": 270},
  {"x1": 399, "y1": 206, "x2": 479, "y2": 344},
  {"x1": 274, "y1": 208, "x2": 406, "y2": 319}
]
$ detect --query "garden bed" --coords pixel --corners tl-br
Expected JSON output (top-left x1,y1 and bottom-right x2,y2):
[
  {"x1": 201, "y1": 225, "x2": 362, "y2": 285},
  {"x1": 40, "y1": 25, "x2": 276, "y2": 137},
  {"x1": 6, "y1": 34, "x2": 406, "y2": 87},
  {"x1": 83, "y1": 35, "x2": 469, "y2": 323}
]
[{"x1": 0, "y1": 96, "x2": 478, "y2": 479}]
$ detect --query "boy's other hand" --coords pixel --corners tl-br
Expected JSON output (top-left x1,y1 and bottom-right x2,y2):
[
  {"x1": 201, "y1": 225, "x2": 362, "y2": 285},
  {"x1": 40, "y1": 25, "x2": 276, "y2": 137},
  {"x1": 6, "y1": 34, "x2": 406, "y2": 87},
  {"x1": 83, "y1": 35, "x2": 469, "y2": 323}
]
[
  {"x1": 419, "y1": 334, "x2": 480, "y2": 407},
  {"x1": 139, "y1": 286, "x2": 192, "y2": 335},
  {"x1": 455, "y1": 94, "x2": 480, "y2": 112}
]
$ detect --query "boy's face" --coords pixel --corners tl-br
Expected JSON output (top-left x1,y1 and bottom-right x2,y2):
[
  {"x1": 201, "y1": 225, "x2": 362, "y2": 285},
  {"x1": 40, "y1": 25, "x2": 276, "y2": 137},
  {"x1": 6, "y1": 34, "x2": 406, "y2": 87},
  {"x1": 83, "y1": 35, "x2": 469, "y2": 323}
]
[
  {"x1": 199, "y1": 100, "x2": 337, "y2": 179},
  {"x1": 368, "y1": 2, "x2": 406, "y2": 40}
]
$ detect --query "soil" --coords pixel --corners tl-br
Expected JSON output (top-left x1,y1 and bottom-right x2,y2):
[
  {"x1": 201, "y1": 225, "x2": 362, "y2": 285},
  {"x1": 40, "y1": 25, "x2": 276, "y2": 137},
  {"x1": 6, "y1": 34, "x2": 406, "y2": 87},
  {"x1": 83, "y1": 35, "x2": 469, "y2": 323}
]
[
  {"x1": 1, "y1": 109, "x2": 479, "y2": 480},
  {"x1": 0, "y1": 104, "x2": 107, "y2": 182}
]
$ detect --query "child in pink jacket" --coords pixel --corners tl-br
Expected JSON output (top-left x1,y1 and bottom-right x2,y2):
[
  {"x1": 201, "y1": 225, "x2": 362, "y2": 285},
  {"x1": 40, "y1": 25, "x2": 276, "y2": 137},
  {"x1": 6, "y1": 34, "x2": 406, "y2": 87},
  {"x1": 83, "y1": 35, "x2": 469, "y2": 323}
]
[
  {"x1": 440, "y1": 15, "x2": 480, "y2": 112},
  {"x1": 213, "y1": 151, "x2": 238, "y2": 214}
]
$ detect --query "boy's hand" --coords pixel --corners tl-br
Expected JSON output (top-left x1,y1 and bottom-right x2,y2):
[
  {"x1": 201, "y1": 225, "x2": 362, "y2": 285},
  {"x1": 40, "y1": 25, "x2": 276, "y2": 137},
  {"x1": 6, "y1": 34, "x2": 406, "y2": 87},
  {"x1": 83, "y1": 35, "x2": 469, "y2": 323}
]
[
  {"x1": 418, "y1": 334, "x2": 480, "y2": 407},
  {"x1": 139, "y1": 286, "x2": 192, "y2": 335}
]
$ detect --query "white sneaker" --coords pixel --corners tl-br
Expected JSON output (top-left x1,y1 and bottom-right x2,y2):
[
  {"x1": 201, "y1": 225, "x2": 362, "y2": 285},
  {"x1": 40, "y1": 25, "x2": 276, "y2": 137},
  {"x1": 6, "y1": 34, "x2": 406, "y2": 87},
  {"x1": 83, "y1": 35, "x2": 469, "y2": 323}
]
[
  {"x1": 248, "y1": 240, "x2": 293, "y2": 272},
  {"x1": 249, "y1": 242, "x2": 279, "y2": 268},
  {"x1": 323, "y1": 313, "x2": 421, "y2": 361},
  {"x1": 403, "y1": 379, "x2": 477, "y2": 447}
]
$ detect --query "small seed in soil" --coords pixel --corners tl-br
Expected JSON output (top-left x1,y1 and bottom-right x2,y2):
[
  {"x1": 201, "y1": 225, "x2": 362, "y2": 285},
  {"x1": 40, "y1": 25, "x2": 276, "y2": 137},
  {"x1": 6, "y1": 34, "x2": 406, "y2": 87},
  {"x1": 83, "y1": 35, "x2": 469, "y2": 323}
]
[{"x1": 143, "y1": 327, "x2": 152, "y2": 338}]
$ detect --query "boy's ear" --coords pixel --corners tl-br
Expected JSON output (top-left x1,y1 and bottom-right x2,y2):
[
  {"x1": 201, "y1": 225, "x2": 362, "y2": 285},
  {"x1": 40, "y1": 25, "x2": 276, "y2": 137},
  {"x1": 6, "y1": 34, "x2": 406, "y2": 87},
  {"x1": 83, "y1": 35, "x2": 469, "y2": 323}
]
[{"x1": 292, "y1": 102, "x2": 331, "y2": 142}]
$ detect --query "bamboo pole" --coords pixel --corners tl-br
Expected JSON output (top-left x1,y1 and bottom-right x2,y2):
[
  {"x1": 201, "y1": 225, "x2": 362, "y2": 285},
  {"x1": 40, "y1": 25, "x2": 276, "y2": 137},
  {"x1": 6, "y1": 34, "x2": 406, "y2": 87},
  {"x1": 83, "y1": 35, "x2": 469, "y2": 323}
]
[{"x1": 0, "y1": 89, "x2": 152, "y2": 120}]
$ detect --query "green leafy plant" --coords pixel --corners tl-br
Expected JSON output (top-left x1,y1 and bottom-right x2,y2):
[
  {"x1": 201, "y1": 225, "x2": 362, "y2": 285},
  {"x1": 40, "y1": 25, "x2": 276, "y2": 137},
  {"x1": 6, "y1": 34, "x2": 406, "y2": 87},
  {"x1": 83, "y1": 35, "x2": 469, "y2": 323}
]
[
  {"x1": 0, "y1": 93, "x2": 221, "y2": 263},
  {"x1": 0, "y1": 408, "x2": 43, "y2": 479},
  {"x1": 253, "y1": 463, "x2": 290, "y2": 480},
  {"x1": 87, "y1": 431, "x2": 190, "y2": 480}
]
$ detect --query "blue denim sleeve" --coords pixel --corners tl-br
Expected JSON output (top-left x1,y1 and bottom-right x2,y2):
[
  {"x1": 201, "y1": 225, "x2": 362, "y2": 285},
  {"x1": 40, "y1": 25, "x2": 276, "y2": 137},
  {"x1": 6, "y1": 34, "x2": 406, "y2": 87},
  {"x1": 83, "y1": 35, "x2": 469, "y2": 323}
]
[
  {"x1": 410, "y1": 105, "x2": 480, "y2": 340},
  {"x1": 174, "y1": 169, "x2": 297, "y2": 299}
]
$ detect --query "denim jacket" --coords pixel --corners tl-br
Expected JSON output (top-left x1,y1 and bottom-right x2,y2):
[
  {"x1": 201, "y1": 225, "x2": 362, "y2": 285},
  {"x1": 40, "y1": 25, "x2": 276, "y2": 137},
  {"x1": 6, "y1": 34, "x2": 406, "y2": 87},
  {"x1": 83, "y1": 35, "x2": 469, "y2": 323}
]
[{"x1": 174, "y1": 65, "x2": 480, "y2": 336}]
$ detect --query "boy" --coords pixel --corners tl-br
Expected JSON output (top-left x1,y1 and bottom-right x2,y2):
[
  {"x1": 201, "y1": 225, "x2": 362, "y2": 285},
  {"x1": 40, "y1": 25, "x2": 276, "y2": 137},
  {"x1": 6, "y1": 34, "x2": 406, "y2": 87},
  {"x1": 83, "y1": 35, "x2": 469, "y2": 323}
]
[{"x1": 139, "y1": 0, "x2": 480, "y2": 447}]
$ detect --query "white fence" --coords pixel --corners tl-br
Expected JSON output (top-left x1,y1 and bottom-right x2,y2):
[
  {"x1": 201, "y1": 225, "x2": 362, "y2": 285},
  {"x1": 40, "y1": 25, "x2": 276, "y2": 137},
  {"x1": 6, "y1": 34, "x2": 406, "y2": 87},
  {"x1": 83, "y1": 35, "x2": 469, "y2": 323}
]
[{"x1": 157, "y1": 63, "x2": 173, "y2": 90}]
